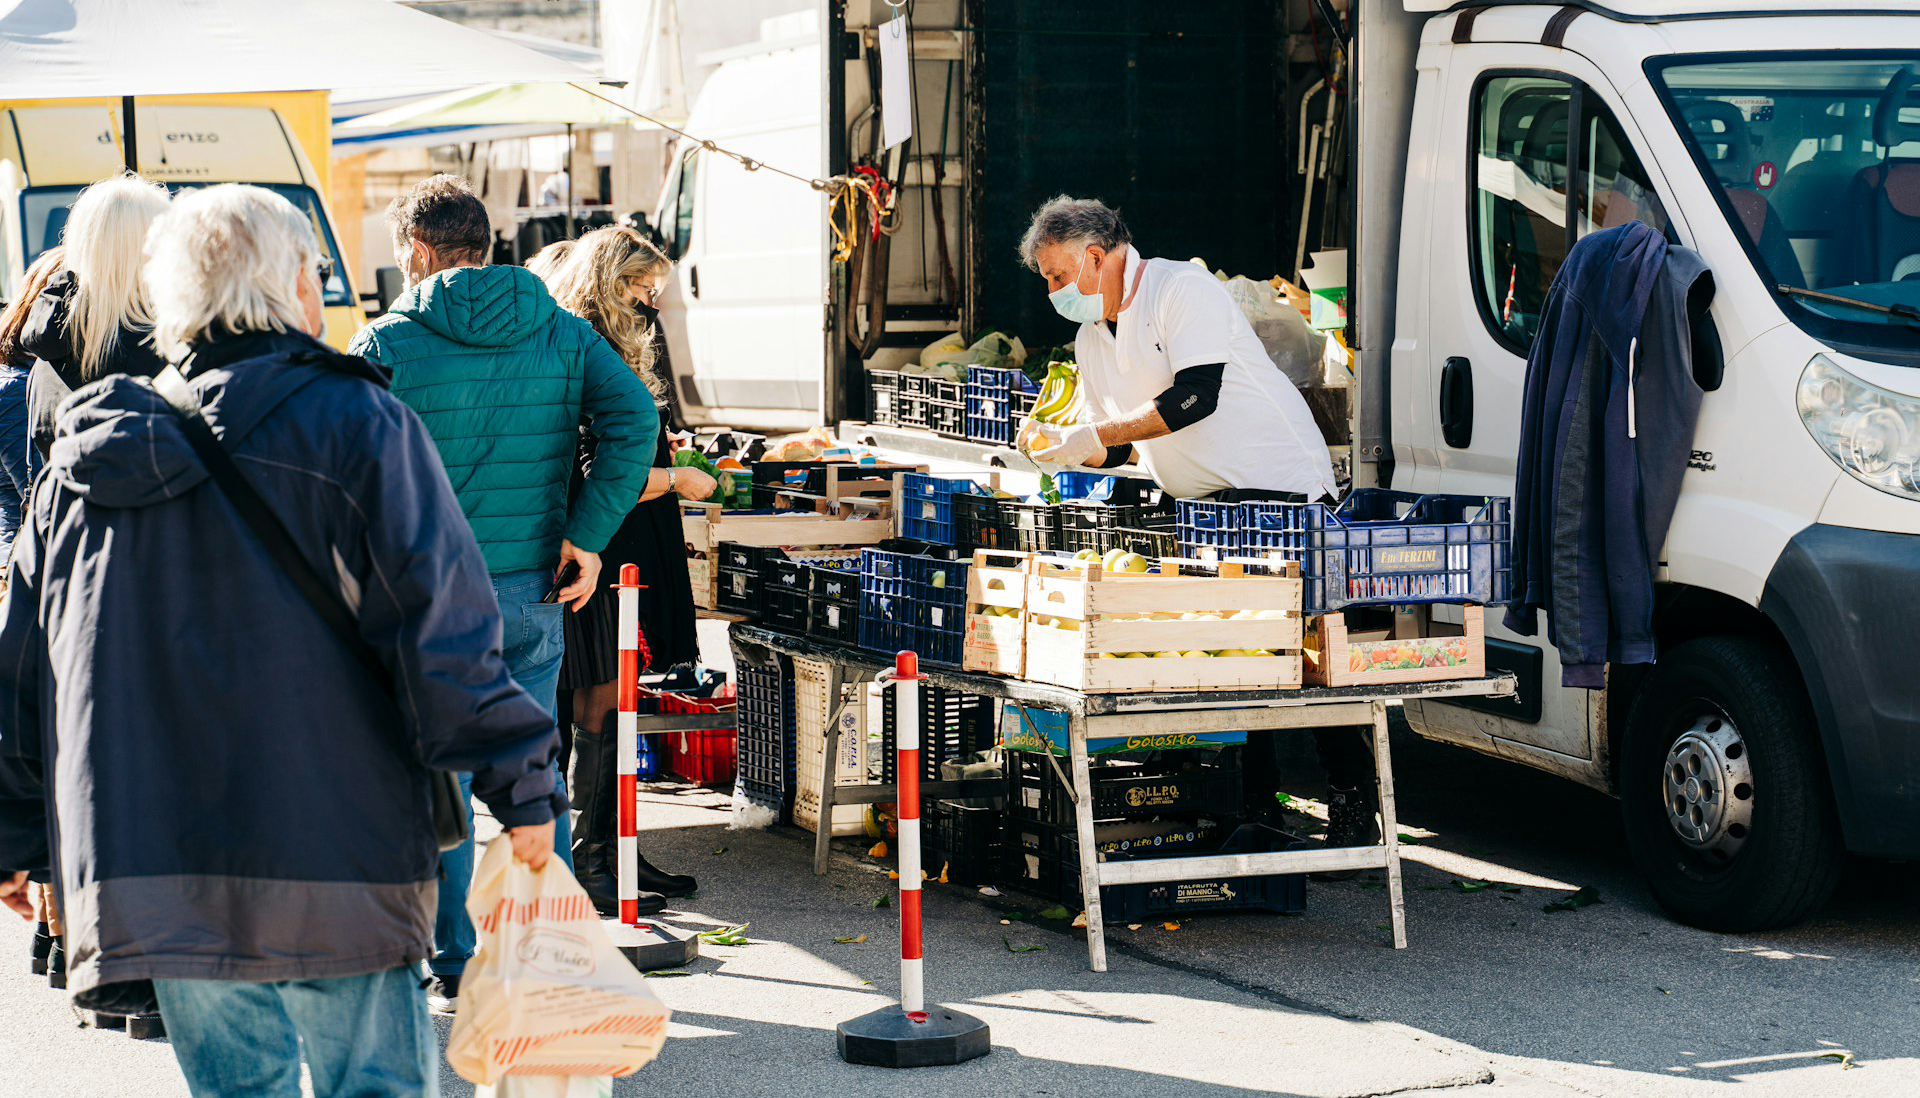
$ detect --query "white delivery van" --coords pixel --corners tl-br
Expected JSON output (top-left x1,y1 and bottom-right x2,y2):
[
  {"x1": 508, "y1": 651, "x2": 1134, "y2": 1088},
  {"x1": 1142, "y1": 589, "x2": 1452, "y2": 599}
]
[
  {"x1": 651, "y1": 31, "x2": 826, "y2": 427},
  {"x1": 0, "y1": 99, "x2": 362, "y2": 347},
  {"x1": 1344, "y1": 0, "x2": 1920, "y2": 929}
]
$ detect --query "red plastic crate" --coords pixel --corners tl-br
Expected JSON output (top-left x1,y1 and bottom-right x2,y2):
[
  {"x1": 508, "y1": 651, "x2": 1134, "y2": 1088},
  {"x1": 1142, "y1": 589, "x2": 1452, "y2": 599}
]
[{"x1": 662, "y1": 683, "x2": 737, "y2": 785}]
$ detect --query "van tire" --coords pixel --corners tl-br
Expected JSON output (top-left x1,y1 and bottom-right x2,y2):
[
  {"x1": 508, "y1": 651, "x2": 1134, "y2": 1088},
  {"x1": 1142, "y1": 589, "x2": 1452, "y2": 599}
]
[{"x1": 1619, "y1": 635, "x2": 1842, "y2": 932}]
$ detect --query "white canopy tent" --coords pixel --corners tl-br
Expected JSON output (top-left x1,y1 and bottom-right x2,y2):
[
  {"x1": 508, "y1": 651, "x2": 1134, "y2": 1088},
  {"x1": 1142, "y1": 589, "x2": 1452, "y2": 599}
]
[
  {"x1": 0, "y1": 0, "x2": 598, "y2": 98},
  {"x1": 0, "y1": 0, "x2": 600, "y2": 168}
]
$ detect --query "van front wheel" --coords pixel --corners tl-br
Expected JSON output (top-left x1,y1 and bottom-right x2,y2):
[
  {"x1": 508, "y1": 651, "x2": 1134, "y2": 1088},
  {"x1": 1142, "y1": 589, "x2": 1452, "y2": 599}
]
[{"x1": 1619, "y1": 636, "x2": 1842, "y2": 932}]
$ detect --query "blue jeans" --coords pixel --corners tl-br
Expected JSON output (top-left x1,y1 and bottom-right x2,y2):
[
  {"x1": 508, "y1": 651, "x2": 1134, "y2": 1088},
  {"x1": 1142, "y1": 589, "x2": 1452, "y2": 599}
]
[
  {"x1": 433, "y1": 568, "x2": 571, "y2": 978},
  {"x1": 154, "y1": 965, "x2": 436, "y2": 1098}
]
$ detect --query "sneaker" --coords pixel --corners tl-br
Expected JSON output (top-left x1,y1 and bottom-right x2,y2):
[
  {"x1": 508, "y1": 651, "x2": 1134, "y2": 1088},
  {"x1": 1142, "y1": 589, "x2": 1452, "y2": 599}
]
[
  {"x1": 1313, "y1": 785, "x2": 1381, "y2": 881},
  {"x1": 425, "y1": 973, "x2": 461, "y2": 1015}
]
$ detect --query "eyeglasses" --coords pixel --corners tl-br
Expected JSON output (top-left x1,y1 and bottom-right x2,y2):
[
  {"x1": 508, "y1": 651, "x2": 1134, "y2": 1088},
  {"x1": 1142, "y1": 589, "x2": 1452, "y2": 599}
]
[{"x1": 313, "y1": 255, "x2": 335, "y2": 283}]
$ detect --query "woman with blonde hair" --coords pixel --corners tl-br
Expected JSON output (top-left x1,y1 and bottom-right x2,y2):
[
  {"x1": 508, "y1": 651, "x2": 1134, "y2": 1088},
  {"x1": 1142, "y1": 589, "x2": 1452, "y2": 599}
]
[
  {"x1": 543, "y1": 225, "x2": 709, "y2": 912},
  {"x1": 20, "y1": 175, "x2": 170, "y2": 478}
]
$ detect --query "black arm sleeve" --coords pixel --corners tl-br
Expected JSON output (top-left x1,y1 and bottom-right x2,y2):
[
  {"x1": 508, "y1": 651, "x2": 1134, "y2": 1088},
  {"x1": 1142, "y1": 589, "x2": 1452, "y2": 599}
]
[
  {"x1": 1152, "y1": 363, "x2": 1225, "y2": 431},
  {"x1": 1097, "y1": 444, "x2": 1133, "y2": 468}
]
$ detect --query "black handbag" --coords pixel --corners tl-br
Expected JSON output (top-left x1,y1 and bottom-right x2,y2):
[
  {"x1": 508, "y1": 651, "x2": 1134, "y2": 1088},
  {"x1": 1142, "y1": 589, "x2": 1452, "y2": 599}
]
[{"x1": 150, "y1": 365, "x2": 470, "y2": 854}]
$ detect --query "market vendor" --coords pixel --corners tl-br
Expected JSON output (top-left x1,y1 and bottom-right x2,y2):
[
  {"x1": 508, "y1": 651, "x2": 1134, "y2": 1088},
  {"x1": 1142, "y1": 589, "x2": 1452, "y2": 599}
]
[
  {"x1": 1016, "y1": 195, "x2": 1374, "y2": 864},
  {"x1": 1015, "y1": 194, "x2": 1337, "y2": 501}
]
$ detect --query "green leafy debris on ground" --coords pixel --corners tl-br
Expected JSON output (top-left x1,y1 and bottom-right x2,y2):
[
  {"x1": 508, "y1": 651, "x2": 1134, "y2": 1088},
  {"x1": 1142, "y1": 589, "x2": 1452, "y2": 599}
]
[
  {"x1": 1454, "y1": 879, "x2": 1493, "y2": 893},
  {"x1": 1003, "y1": 938, "x2": 1047, "y2": 953},
  {"x1": 833, "y1": 934, "x2": 867, "y2": 944},
  {"x1": 1036, "y1": 904, "x2": 1072, "y2": 920},
  {"x1": 1397, "y1": 833, "x2": 1422, "y2": 846},
  {"x1": 872, "y1": 895, "x2": 891, "y2": 909},
  {"x1": 644, "y1": 969, "x2": 692, "y2": 978},
  {"x1": 1543, "y1": 885, "x2": 1604, "y2": 913},
  {"x1": 1819, "y1": 1051, "x2": 1856, "y2": 1069},
  {"x1": 1273, "y1": 792, "x2": 1292, "y2": 806},
  {"x1": 699, "y1": 923, "x2": 751, "y2": 946},
  {"x1": 711, "y1": 847, "x2": 727, "y2": 856}
]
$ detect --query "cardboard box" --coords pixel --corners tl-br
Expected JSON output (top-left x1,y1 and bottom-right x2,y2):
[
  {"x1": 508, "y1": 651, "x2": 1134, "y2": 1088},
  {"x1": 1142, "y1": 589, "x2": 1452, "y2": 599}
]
[{"x1": 1304, "y1": 603, "x2": 1486, "y2": 686}]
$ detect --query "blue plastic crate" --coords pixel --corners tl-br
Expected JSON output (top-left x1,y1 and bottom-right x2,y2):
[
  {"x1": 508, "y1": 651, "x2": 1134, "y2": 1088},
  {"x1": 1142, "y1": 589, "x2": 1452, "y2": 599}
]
[
  {"x1": 735, "y1": 647, "x2": 794, "y2": 818},
  {"x1": 1175, "y1": 498, "x2": 1245, "y2": 558},
  {"x1": 858, "y1": 546, "x2": 971, "y2": 666},
  {"x1": 1269, "y1": 489, "x2": 1512, "y2": 611},
  {"x1": 898, "y1": 472, "x2": 984, "y2": 544},
  {"x1": 966, "y1": 366, "x2": 1033, "y2": 446}
]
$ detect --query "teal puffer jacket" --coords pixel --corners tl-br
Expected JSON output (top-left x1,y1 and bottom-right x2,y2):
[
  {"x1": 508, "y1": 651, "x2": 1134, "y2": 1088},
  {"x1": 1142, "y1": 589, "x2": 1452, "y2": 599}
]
[{"x1": 349, "y1": 265, "x2": 656, "y2": 575}]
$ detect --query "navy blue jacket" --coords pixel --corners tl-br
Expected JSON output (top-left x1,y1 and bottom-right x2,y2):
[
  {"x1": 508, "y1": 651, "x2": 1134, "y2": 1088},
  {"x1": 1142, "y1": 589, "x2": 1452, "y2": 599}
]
[
  {"x1": 0, "y1": 364, "x2": 29, "y2": 561},
  {"x1": 0, "y1": 330, "x2": 562, "y2": 998},
  {"x1": 1505, "y1": 222, "x2": 1712, "y2": 686}
]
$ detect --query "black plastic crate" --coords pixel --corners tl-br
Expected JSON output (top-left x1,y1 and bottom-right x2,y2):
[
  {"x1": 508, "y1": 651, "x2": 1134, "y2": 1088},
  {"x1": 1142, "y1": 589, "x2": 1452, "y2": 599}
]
[
  {"x1": 955, "y1": 492, "x2": 1059, "y2": 553},
  {"x1": 857, "y1": 543, "x2": 970, "y2": 666},
  {"x1": 1112, "y1": 523, "x2": 1177, "y2": 558},
  {"x1": 1001, "y1": 816, "x2": 1226, "y2": 902},
  {"x1": 925, "y1": 801, "x2": 1004, "y2": 886},
  {"x1": 868, "y1": 369, "x2": 900, "y2": 425},
  {"x1": 877, "y1": 684, "x2": 997, "y2": 784},
  {"x1": 1007, "y1": 823, "x2": 1307, "y2": 919},
  {"x1": 1057, "y1": 491, "x2": 1175, "y2": 557},
  {"x1": 763, "y1": 556, "x2": 810, "y2": 633},
  {"x1": 1005, "y1": 748, "x2": 1242, "y2": 827},
  {"x1": 735, "y1": 646, "x2": 794, "y2": 818},
  {"x1": 805, "y1": 559, "x2": 863, "y2": 646},
  {"x1": 716, "y1": 542, "x2": 787, "y2": 617},
  {"x1": 924, "y1": 377, "x2": 968, "y2": 440}
]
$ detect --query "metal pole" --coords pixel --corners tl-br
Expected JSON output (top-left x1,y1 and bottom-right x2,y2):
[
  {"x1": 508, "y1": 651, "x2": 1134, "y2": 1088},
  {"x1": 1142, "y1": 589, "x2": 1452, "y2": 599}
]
[
  {"x1": 121, "y1": 96, "x2": 137, "y2": 173},
  {"x1": 616, "y1": 563, "x2": 642, "y2": 925},
  {"x1": 890, "y1": 650, "x2": 926, "y2": 1020}
]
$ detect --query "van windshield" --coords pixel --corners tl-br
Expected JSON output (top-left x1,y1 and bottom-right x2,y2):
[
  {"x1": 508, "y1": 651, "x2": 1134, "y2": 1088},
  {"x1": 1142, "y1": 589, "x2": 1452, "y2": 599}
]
[
  {"x1": 20, "y1": 182, "x2": 354, "y2": 307},
  {"x1": 1652, "y1": 53, "x2": 1920, "y2": 359}
]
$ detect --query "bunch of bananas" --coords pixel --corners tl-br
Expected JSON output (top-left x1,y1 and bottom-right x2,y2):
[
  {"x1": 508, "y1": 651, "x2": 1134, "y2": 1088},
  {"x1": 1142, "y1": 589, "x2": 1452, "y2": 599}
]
[{"x1": 1025, "y1": 360, "x2": 1081, "y2": 451}]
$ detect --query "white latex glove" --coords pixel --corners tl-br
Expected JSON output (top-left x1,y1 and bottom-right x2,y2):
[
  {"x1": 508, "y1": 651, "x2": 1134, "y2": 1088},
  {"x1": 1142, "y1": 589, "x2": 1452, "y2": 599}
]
[
  {"x1": 1015, "y1": 416, "x2": 1043, "y2": 454},
  {"x1": 1030, "y1": 422, "x2": 1106, "y2": 467}
]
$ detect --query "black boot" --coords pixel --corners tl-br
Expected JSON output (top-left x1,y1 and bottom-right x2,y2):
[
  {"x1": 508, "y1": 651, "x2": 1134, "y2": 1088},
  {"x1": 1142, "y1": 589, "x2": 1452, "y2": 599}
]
[
  {"x1": 1314, "y1": 785, "x2": 1381, "y2": 881},
  {"x1": 632, "y1": 852, "x2": 697, "y2": 899},
  {"x1": 30, "y1": 922, "x2": 50, "y2": 975},
  {"x1": 47, "y1": 937, "x2": 66, "y2": 989},
  {"x1": 568, "y1": 726, "x2": 620, "y2": 916},
  {"x1": 126, "y1": 1013, "x2": 166, "y2": 1040}
]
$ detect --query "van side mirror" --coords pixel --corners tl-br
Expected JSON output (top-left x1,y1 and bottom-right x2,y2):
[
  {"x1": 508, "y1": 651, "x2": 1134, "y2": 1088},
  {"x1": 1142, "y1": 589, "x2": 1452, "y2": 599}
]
[
  {"x1": 375, "y1": 267, "x2": 405, "y2": 316},
  {"x1": 1689, "y1": 272, "x2": 1723, "y2": 392}
]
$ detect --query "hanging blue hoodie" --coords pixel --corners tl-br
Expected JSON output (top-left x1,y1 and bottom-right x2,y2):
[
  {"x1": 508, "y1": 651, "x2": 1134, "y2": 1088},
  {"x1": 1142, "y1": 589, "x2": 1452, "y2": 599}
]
[{"x1": 1504, "y1": 221, "x2": 1713, "y2": 687}]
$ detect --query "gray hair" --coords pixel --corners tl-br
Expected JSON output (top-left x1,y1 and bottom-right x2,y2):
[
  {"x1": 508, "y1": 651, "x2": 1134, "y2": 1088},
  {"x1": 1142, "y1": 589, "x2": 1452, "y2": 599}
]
[
  {"x1": 1017, "y1": 195, "x2": 1132, "y2": 272},
  {"x1": 144, "y1": 184, "x2": 318, "y2": 361}
]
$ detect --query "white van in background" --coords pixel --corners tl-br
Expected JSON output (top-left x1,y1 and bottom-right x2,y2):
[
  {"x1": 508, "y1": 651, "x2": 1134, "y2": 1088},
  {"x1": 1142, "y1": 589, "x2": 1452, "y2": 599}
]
[
  {"x1": 650, "y1": 25, "x2": 824, "y2": 427},
  {"x1": 0, "y1": 98, "x2": 362, "y2": 347}
]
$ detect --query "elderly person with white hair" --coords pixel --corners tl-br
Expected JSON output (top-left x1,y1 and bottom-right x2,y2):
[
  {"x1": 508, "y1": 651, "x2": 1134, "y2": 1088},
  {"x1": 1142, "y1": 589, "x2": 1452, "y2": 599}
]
[
  {"x1": 1016, "y1": 194, "x2": 1337, "y2": 502},
  {"x1": 0, "y1": 183, "x2": 563, "y2": 1098}
]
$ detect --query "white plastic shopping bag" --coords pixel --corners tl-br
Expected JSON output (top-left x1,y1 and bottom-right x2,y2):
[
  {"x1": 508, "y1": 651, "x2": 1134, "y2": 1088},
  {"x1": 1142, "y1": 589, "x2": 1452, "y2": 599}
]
[{"x1": 447, "y1": 839, "x2": 669, "y2": 1085}]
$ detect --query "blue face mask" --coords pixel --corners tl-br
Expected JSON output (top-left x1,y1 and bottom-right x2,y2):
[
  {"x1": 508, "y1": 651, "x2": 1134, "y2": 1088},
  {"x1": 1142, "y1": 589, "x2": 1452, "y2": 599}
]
[{"x1": 1048, "y1": 250, "x2": 1106, "y2": 324}]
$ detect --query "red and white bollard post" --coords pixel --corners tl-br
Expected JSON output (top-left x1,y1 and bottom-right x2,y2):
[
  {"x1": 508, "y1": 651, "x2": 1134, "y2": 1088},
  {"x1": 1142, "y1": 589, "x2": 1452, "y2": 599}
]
[
  {"x1": 836, "y1": 651, "x2": 991, "y2": 1068},
  {"x1": 607, "y1": 564, "x2": 698, "y2": 969}
]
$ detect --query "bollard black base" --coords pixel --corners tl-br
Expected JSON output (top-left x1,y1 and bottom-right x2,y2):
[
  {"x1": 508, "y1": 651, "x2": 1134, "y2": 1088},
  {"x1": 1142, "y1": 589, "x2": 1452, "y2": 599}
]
[
  {"x1": 607, "y1": 919, "x2": 700, "y2": 971},
  {"x1": 837, "y1": 1006, "x2": 991, "y2": 1068}
]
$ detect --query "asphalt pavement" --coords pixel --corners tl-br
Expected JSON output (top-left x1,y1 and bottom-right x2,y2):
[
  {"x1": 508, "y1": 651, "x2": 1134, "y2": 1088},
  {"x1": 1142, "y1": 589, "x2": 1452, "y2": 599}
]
[{"x1": 0, "y1": 629, "x2": 1912, "y2": 1098}]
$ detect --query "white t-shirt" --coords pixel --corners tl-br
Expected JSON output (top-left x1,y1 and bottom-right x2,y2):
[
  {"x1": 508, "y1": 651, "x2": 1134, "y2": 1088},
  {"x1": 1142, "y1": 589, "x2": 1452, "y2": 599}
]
[{"x1": 1073, "y1": 253, "x2": 1337, "y2": 500}]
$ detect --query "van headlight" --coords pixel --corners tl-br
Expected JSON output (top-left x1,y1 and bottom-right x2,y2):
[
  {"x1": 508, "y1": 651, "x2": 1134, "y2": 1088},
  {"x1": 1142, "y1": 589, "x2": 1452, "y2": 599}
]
[{"x1": 1797, "y1": 355, "x2": 1920, "y2": 500}]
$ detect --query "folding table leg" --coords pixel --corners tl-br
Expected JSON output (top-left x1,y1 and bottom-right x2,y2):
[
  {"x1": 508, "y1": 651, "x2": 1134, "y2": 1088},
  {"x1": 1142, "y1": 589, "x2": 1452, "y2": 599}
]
[
  {"x1": 813, "y1": 663, "x2": 844, "y2": 876},
  {"x1": 1069, "y1": 715, "x2": 1108, "y2": 972},
  {"x1": 1370, "y1": 700, "x2": 1408, "y2": 948}
]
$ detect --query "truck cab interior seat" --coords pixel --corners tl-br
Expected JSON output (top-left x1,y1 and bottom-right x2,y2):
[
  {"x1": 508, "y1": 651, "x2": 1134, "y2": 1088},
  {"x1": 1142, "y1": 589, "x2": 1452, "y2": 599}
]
[
  {"x1": 1845, "y1": 70, "x2": 1920, "y2": 285},
  {"x1": 1683, "y1": 98, "x2": 1805, "y2": 287}
]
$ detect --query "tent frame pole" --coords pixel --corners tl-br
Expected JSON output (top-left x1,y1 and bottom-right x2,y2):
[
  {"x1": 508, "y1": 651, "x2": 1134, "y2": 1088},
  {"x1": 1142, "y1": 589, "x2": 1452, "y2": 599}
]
[{"x1": 121, "y1": 96, "x2": 137, "y2": 173}]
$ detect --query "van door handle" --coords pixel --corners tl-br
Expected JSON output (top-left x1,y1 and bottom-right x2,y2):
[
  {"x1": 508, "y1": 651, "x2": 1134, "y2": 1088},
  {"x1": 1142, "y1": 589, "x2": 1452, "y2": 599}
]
[
  {"x1": 1440, "y1": 356, "x2": 1474, "y2": 449},
  {"x1": 689, "y1": 266, "x2": 700, "y2": 299}
]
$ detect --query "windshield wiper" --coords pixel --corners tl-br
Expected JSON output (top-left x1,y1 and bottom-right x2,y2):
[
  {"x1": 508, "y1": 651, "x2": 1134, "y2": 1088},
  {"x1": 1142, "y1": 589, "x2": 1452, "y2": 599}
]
[{"x1": 1777, "y1": 284, "x2": 1920, "y2": 328}]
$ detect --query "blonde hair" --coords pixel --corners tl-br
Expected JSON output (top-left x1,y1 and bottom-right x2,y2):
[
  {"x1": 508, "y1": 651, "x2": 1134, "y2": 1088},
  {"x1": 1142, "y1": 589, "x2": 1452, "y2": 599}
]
[
  {"x1": 144, "y1": 185, "x2": 318, "y2": 362},
  {"x1": 64, "y1": 174, "x2": 171, "y2": 378},
  {"x1": 0, "y1": 246, "x2": 66, "y2": 364},
  {"x1": 543, "y1": 226, "x2": 671, "y2": 398},
  {"x1": 524, "y1": 239, "x2": 576, "y2": 282}
]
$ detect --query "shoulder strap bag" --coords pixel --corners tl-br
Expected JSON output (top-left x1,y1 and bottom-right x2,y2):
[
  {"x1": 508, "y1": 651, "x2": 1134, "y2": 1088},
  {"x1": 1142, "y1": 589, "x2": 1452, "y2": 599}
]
[{"x1": 149, "y1": 364, "x2": 469, "y2": 854}]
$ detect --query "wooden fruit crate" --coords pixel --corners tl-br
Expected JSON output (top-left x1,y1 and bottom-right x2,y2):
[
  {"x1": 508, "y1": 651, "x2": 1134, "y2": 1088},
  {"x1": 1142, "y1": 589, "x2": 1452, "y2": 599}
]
[
  {"x1": 1022, "y1": 557, "x2": 1304, "y2": 693},
  {"x1": 962, "y1": 549, "x2": 1029, "y2": 677},
  {"x1": 1304, "y1": 603, "x2": 1486, "y2": 687},
  {"x1": 683, "y1": 503, "x2": 892, "y2": 610}
]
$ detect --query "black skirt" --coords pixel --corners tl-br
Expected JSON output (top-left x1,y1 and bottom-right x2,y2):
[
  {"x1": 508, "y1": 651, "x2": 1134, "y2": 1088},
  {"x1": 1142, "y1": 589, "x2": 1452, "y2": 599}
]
[{"x1": 558, "y1": 491, "x2": 700, "y2": 690}]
